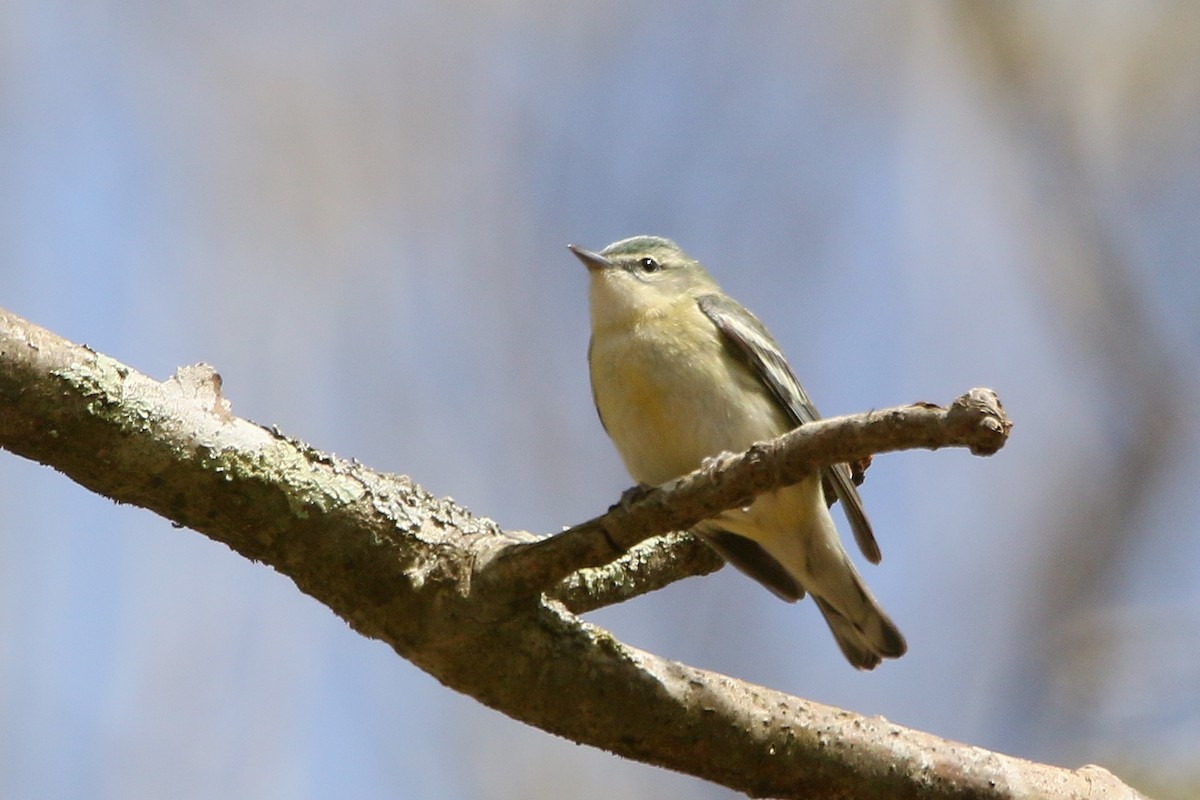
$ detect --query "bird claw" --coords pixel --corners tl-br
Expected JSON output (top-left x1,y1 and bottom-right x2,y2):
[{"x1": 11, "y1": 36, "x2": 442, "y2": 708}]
[
  {"x1": 700, "y1": 451, "x2": 738, "y2": 474},
  {"x1": 614, "y1": 483, "x2": 653, "y2": 511}
]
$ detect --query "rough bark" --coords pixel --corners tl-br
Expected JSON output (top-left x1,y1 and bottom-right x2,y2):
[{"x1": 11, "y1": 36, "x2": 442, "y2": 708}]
[{"x1": 0, "y1": 307, "x2": 1145, "y2": 799}]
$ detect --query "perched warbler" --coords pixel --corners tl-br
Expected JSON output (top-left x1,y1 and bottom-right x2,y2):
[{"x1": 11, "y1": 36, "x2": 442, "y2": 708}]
[{"x1": 569, "y1": 235, "x2": 906, "y2": 669}]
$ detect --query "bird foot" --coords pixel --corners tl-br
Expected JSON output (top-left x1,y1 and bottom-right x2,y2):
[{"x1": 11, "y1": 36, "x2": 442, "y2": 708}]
[
  {"x1": 700, "y1": 451, "x2": 739, "y2": 475},
  {"x1": 613, "y1": 482, "x2": 654, "y2": 511}
]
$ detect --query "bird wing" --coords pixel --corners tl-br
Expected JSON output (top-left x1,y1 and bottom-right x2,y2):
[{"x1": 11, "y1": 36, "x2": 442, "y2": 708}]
[{"x1": 697, "y1": 293, "x2": 881, "y2": 564}]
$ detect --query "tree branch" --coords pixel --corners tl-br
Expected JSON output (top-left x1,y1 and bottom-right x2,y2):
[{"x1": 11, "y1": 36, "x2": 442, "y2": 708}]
[
  {"x1": 548, "y1": 531, "x2": 725, "y2": 613},
  {"x1": 0, "y1": 307, "x2": 1145, "y2": 799},
  {"x1": 477, "y1": 390, "x2": 1011, "y2": 605}
]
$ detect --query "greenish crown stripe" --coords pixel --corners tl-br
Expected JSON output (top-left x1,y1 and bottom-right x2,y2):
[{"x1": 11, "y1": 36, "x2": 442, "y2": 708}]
[{"x1": 599, "y1": 236, "x2": 682, "y2": 258}]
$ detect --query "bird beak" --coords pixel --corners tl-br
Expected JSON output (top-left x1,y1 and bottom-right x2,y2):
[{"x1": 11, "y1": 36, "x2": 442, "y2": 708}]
[{"x1": 567, "y1": 244, "x2": 612, "y2": 272}]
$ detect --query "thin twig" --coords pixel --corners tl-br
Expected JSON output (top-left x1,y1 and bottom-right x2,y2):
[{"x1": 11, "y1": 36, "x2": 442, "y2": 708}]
[{"x1": 476, "y1": 390, "x2": 1011, "y2": 602}]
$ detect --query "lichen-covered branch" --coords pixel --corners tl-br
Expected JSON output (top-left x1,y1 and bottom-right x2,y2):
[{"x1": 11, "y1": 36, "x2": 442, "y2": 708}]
[
  {"x1": 0, "y1": 307, "x2": 1144, "y2": 800},
  {"x1": 547, "y1": 531, "x2": 724, "y2": 613}
]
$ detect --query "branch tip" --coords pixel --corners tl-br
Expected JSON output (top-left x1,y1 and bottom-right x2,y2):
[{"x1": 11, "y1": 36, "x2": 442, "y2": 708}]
[{"x1": 947, "y1": 388, "x2": 1012, "y2": 456}]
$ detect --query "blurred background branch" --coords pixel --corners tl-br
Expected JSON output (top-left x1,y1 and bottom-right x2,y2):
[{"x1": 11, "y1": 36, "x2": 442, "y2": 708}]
[{"x1": 946, "y1": 5, "x2": 1198, "y2": 777}]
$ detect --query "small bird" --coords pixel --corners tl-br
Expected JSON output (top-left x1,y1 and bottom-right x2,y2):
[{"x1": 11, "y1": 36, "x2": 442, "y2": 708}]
[{"x1": 570, "y1": 235, "x2": 906, "y2": 669}]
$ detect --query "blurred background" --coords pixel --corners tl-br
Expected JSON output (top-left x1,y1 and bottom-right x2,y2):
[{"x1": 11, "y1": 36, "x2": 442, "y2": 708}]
[{"x1": 2, "y1": 2, "x2": 1198, "y2": 798}]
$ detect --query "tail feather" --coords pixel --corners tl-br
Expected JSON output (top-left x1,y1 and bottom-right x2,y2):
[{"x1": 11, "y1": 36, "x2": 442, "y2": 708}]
[
  {"x1": 695, "y1": 480, "x2": 906, "y2": 669},
  {"x1": 812, "y1": 595, "x2": 906, "y2": 671},
  {"x1": 697, "y1": 528, "x2": 804, "y2": 602},
  {"x1": 799, "y1": 503, "x2": 907, "y2": 669},
  {"x1": 699, "y1": 524, "x2": 907, "y2": 669}
]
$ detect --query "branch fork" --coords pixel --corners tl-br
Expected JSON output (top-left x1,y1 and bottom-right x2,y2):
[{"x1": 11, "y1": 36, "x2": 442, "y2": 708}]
[
  {"x1": 4, "y1": 307, "x2": 1146, "y2": 799},
  {"x1": 476, "y1": 388, "x2": 1012, "y2": 607}
]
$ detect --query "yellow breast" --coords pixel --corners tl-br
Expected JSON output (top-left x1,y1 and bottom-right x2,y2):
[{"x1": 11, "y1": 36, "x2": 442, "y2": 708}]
[{"x1": 589, "y1": 298, "x2": 788, "y2": 486}]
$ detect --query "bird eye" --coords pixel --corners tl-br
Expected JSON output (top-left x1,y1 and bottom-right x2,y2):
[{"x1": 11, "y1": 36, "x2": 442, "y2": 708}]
[{"x1": 639, "y1": 257, "x2": 660, "y2": 273}]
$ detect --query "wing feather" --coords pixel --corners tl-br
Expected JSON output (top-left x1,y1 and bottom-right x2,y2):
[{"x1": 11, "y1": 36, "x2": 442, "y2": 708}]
[{"x1": 697, "y1": 293, "x2": 882, "y2": 564}]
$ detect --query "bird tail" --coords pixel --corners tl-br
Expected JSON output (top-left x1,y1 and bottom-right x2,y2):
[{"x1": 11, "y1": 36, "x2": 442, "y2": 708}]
[
  {"x1": 696, "y1": 479, "x2": 906, "y2": 669},
  {"x1": 783, "y1": 482, "x2": 906, "y2": 669},
  {"x1": 809, "y1": 561, "x2": 907, "y2": 670},
  {"x1": 700, "y1": 522, "x2": 907, "y2": 669}
]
